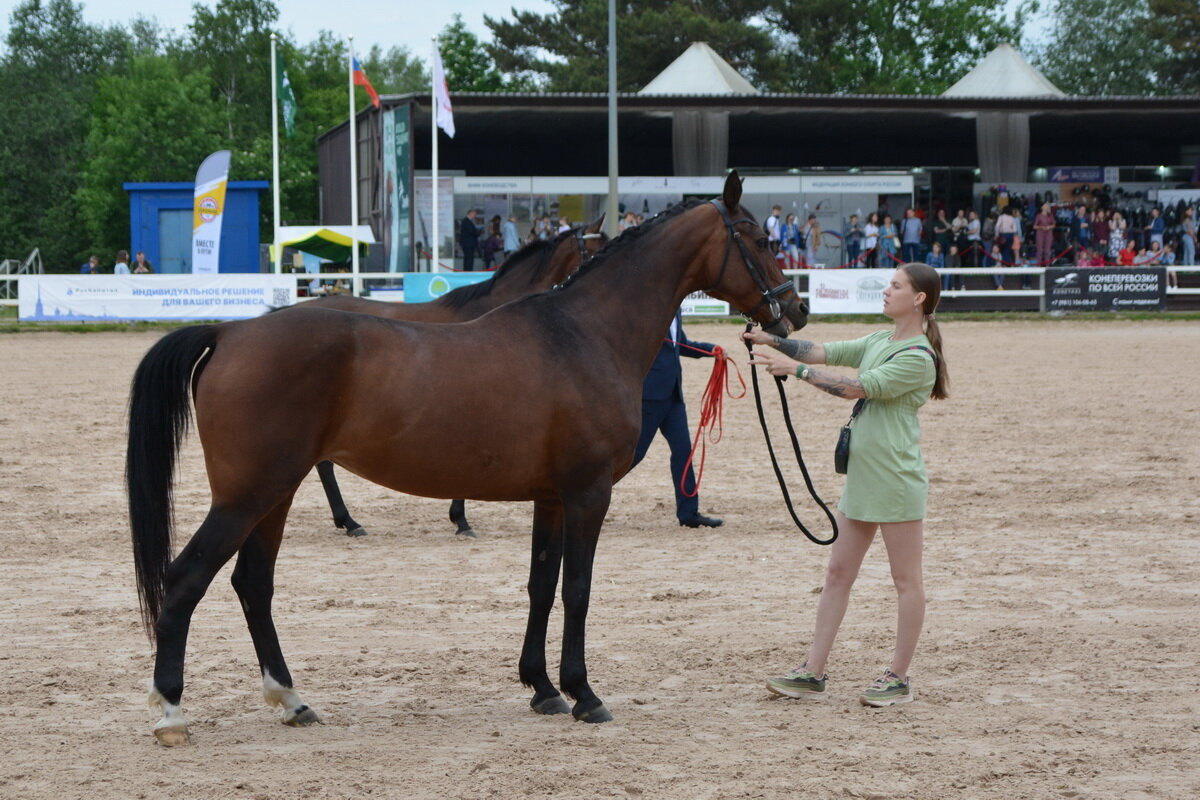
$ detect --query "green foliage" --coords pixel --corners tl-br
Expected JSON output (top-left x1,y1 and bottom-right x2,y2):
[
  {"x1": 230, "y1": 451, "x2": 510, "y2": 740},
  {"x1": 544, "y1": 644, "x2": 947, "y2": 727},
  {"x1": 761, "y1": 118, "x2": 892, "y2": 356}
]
[
  {"x1": 1147, "y1": 0, "x2": 1200, "y2": 93},
  {"x1": 1033, "y1": 0, "x2": 1167, "y2": 94},
  {"x1": 485, "y1": 0, "x2": 781, "y2": 92},
  {"x1": 76, "y1": 55, "x2": 225, "y2": 256},
  {"x1": 441, "y1": 14, "x2": 532, "y2": 91},
  {"x1": 362, "y1": 43, "x2": 428, "y2": 94}
]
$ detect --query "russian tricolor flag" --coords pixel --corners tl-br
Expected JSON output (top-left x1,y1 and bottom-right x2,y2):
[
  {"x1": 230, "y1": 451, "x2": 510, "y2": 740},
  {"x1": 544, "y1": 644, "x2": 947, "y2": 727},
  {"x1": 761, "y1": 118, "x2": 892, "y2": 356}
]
[{"x1": 352, "y1": 56, "x2": 380, "y2": 108}]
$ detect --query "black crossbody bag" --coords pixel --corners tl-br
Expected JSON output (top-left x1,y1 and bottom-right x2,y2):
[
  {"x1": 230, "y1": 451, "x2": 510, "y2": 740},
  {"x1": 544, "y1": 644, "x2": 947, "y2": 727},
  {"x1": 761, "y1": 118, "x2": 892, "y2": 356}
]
[{"x1": 834, "y1": 345, "x2": 936, "y2": 474}]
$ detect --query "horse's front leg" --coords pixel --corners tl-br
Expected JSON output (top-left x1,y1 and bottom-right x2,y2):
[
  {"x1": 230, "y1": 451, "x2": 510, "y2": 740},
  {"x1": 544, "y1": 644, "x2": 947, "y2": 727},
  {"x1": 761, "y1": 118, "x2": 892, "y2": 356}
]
[
  {"x1": 559, "y1": 481, "x2": 613, "y2": 723},
  {"x1": 520, "y1": 499, "x2": 568, "y2": 714}
]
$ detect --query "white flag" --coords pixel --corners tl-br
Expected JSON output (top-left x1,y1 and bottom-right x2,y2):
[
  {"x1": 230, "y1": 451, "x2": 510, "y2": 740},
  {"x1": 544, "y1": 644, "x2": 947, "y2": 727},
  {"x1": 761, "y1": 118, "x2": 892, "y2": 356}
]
[{"x1": 432, "y1": 46, "x2": 455, "y2": 138}]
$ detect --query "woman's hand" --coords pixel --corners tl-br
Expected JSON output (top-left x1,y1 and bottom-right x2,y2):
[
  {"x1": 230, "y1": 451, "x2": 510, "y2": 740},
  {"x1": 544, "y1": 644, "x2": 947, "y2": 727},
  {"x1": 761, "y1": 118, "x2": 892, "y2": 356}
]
[
  {"x1": 742, "y1": 330, "x2": 776, "y2": 347},
  {"x1": 748, "y1": 347, "x2": 800, "y2": 377}
]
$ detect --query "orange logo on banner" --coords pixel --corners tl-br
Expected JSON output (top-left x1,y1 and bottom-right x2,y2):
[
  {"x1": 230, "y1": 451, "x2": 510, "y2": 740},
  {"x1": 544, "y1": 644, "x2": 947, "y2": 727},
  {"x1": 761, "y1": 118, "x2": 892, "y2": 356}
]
[{"x1": 193, "y1": 183, "x2": 227, "y2": 231}]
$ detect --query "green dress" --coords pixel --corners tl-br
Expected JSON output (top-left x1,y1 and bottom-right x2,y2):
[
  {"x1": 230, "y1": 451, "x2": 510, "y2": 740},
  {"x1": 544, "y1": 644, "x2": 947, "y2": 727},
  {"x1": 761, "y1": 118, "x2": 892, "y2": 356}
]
[{"x1": 824, "y1": 331, "x2": 937, "y2": 523}]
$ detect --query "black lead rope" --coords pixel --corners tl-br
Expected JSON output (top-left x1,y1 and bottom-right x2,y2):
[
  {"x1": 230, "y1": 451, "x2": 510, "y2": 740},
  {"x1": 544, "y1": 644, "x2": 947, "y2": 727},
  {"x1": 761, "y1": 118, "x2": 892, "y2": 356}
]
[{"x1": 744, "y1": 323, "x2": 839, "y2": 546}]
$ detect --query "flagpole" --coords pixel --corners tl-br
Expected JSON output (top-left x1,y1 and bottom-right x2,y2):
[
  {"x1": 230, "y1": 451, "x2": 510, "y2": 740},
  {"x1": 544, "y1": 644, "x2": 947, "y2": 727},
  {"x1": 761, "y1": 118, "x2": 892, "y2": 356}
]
[
  {"x1": 348, "y1": 34, "x2": 361, "y2": 295},
  {"x1": 271, "y1": 33, "x2": 282, "y2": 275},
  {"x1": 431, "y1": 35, "x2": 439, "y2": 273}
]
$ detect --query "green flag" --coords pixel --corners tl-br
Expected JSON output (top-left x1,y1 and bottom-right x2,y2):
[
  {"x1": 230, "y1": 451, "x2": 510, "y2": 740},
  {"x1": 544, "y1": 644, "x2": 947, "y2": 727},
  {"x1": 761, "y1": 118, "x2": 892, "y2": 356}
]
[{"x1": 276, "y1": 51, "x2": 297, "y2": 138}]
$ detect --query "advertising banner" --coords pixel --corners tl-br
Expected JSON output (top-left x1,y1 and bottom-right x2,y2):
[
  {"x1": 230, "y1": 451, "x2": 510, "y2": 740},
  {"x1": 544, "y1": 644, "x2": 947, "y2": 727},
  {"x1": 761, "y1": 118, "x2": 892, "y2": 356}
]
[
  {"x1": 192, "y1": 150, "x2": 232, "y2": 274},
  {"x1": 19, "y1": 275, "x2": 297, "y2": 321},
  {"x1": 809, "y1": 269, "x2": 891, "y2": 314},
  {"x1": 382, "y1": 106, "x2": 413, "y2": 272},
  {"x1": 402, "y1": 272, "x2": 491, "y2": 303},
  {"x1": 680, "y1": 290, "x2": 730, "y2": 316},
  {"x1": 1044, "y1": 267, "x2": 1167, "y2": 311},
  {"x1": 1048, "y1": 167, "x2": 1105, "y2": 183}
]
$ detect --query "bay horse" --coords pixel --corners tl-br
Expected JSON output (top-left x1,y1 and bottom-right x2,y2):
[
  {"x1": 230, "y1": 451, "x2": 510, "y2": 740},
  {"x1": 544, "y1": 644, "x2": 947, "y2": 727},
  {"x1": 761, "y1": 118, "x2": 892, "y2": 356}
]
[
  {"x1": 296, "y1": 218, "x2": 606, "y2": 538},
  {"x1": 127, "y1": 171, "x2": 806, "y2": 745}
]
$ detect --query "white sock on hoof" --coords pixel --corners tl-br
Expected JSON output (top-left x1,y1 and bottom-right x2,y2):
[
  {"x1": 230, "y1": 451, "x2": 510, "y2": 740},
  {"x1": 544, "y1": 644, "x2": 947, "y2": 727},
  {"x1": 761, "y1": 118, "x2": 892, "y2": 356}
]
[{"x1": 262, "y1": 669, "x2": 309, "y2": 721}]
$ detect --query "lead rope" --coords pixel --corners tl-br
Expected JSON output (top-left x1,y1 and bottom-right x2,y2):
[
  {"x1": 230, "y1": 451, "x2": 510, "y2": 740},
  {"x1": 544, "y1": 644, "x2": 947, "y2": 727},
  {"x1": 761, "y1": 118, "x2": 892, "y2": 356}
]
[{"x1": 743, "y1": 323, "x2": 839, "y2": 546}]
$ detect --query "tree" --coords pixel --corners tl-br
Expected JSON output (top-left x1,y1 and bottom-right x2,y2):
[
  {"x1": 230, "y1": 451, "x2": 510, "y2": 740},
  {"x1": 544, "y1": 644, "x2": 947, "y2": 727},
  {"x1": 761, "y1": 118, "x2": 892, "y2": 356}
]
[
  {"x1": 766, "y1": 0, "x2": 1027, "y2": 94},
  {"x1": 188, "y1": 0, "x2": 278, "y2": 142},
  {"x1": 441, "y1": 14, "x2": 532, "y2": 91},
  {"x1": 76, "y1": 55, "x2": 225, "y2": 255},
  {"x1": 1147, "y1": 0, "x2": 1200, "y2": 93},
  {"x1": 485, "y1": 1, "x2": 782, "y2": 92},
  {"x1": 1034, "y1": 0, "x2": 1165, "y2": 95},
  {"x1": 362, "y1": 43, "x2": 427, "y2": 95},
  {"x1": 0, "y1": 0, "x2": 126, "y2": 270}
]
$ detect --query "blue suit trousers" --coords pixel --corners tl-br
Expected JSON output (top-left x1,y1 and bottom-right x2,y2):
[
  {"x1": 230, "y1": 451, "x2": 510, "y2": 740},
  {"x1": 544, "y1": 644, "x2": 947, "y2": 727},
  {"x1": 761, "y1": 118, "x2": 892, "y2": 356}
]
[{"x1": 632, "y1": 397, "x2": 699, "y2": 522}]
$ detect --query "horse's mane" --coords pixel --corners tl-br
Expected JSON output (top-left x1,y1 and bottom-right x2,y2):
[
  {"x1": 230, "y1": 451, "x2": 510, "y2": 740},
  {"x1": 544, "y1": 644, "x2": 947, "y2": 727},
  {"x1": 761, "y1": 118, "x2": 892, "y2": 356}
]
[
  {"x1": 551, "y1": 198, "x2": 708, "y2": 292},
  {"x1": 437, "y1": 227, "x2": 579, "y2": 309}
]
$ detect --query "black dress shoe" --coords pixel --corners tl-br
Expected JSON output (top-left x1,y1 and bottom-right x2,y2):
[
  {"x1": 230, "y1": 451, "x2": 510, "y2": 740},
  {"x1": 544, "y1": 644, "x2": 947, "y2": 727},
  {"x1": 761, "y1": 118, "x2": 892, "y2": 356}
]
[{"x1": 680, "y1": 514, "x2": 723, "y2": 528}]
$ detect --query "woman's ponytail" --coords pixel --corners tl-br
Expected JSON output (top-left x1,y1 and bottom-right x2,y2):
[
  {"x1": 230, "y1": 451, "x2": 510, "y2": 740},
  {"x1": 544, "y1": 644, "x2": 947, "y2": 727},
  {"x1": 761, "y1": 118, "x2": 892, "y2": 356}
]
[{"x1": 901, "y1": 262, "x2": 950, "y2": 400}]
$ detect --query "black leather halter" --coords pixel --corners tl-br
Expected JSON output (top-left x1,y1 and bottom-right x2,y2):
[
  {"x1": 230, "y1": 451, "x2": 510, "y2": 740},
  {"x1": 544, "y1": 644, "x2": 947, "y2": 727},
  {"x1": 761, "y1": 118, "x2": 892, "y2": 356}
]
[
  {"x1": 576, "y1": 228, "x2": 604, "y2": 262},
  {"x1": 707, "y1": 200, "x2": 796, "y2": 330}
]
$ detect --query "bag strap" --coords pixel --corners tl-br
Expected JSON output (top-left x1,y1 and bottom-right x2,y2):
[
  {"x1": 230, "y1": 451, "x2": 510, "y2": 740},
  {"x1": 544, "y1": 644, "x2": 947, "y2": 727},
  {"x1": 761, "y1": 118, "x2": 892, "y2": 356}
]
[{"x1": 844, "y1": 345, "x2": 937, "y2": 425}]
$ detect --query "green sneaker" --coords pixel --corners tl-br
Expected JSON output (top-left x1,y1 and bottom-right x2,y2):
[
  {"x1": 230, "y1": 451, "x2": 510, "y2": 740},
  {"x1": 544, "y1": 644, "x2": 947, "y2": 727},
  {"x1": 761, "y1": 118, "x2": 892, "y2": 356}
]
[
  {"x1": 766, "y1": 664, "x2": 827, "y2": 699},
  {"x1": 859, "y1": 670, "x2": 913, "y2": 707}
]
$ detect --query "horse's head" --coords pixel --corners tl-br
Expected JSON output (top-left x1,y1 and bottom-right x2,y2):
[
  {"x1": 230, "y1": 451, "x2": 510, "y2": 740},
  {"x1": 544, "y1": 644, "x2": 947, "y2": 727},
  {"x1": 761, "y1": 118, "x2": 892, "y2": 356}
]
[{"x1": 699, "y1": 171, "x2": 808, "y2": 337}]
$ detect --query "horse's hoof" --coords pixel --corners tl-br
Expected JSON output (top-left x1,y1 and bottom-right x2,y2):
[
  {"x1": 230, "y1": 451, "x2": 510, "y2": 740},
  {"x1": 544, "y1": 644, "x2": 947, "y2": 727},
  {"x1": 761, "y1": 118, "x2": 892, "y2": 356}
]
[
  {"x1": 283, "y1": 705, "x2": 322, "y2": 727},
  {"x1": 343, "y1": 526, "x2": 368, "y2": 538},
  {"x1": 153, "y1": 724, "x2": 191, "y2": 746},
  {"x1": 530, "y1": 693, "x2": 570, "y2": 715},
  {"x1": 573, "y1": 701, "x2": 613, "y2": 724},
  {"x1": 456, "y1": 527, "x2": 477, "y2": 539}
]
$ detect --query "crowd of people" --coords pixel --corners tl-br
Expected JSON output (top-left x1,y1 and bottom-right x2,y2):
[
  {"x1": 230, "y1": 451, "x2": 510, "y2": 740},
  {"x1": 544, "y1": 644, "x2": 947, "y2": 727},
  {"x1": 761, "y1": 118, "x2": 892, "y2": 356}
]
[{"x1": 78, "y1": 250, "x2": 155, "y2": 274}]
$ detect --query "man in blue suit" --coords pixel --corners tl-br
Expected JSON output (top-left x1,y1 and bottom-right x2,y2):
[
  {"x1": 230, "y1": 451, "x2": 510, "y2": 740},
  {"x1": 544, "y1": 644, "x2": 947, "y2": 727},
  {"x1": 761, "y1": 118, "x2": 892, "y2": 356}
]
[{"x1": 631, "y1": 309, "x2": 724, "y2": 528}]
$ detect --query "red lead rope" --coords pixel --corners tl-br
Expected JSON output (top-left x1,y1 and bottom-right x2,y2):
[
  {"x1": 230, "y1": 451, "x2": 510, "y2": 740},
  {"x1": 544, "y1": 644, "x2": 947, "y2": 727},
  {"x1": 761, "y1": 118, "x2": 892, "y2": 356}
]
[{"x1": 668, "y1": 340, "x2": 746, "y2": 498}]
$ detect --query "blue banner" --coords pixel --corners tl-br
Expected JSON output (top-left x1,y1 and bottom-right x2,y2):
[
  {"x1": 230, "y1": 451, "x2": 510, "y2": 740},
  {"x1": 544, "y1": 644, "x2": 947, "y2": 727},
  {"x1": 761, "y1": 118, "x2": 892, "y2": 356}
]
[
  {"x1": 1047, "y1": 167, "x2": 1105, "y2": 183},
  {"x1": 401, "y1": 272, "x2": 492, "y2": 303}
]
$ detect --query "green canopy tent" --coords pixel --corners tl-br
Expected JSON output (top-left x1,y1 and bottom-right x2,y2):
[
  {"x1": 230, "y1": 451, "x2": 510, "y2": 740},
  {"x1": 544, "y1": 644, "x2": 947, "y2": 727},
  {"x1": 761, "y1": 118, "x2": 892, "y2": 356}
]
[{"x1": 272, "y1": 226, "x2": 371, "y2": 263}]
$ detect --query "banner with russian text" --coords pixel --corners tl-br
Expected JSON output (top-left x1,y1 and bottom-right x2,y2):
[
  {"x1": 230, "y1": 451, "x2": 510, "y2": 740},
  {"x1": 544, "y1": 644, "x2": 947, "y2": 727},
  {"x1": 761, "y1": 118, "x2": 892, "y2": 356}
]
[
  {"x1": 19, "y1": 275, "x2": 296, "y2": 321},
  {"x1": 808, "y1": 269, "x2": 892, "y2": 314},
  {"x1": 192, "y1": 150, "x2": 232, "y2": 275}
]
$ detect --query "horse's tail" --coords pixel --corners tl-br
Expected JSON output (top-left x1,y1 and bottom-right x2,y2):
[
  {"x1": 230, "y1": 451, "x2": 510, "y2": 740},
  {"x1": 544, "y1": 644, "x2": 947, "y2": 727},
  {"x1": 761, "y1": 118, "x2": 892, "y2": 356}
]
[{"x1": 126, "y1": 325, "x2": 219, "y2": 640}]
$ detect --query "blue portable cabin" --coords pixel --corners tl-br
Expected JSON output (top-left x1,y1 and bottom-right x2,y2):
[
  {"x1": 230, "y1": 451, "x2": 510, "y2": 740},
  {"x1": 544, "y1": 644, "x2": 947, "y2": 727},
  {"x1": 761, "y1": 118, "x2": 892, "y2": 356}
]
[{"x1": 124, "y1": 181, "x2": 269, "y2": 273}]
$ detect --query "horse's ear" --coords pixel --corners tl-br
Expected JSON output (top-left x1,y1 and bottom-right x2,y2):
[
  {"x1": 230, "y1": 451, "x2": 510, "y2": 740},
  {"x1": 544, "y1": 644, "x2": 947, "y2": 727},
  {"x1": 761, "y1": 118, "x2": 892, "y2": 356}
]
[
  {"x1": 722, "y1": 170, "x2": 743, "y2": 210},
  {"x1": 585, "y1": 212, "x2": 605, "y2": 234}
]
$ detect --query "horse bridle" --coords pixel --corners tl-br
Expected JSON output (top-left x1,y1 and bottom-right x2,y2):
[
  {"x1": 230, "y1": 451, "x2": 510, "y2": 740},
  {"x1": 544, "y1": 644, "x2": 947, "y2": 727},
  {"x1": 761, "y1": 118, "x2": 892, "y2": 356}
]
[
  {"x1": 707, "y1": 200, "x2": 799, "y2": 330},
  {"x1": 576, "y1": 229, "x2": 604, "y2": 262}
]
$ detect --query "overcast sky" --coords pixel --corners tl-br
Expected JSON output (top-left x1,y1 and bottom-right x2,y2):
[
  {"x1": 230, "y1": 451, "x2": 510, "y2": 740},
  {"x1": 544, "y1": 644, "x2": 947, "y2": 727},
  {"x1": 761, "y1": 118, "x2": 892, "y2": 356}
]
[
  {"x1": 0, "y1": 0, "x2": 555, "y2": 58},
  {"x1": 1, "y1": 0, "x2": 1042, "y2": 63}
]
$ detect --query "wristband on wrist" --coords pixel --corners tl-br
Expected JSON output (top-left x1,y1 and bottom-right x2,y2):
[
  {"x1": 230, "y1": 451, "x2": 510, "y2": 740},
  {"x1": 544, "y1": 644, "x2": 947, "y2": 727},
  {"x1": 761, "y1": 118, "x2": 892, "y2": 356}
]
[{"x1": 795, "y1": 364, "x2": 809, "y2": 380}]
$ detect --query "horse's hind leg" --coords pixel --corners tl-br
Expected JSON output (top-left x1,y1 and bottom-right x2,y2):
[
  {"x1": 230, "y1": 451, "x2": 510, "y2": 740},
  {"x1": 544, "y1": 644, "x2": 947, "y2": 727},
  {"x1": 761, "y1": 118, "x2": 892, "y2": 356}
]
[
  {"x1": 231, "y1": 492, "x2": 320, "y2": 727},
  {"x1": 520, "y1": 499, "x2": 568, "y2": 715},
  {"x1": 448, "y1": 499, "x2": 476, "y2": 538},
  {"x1": 149, "y1": 506, "x2": 259, "y2": 745},
  {"x1": 317, "y1": 460, "x2": 367, "y2": 537}
]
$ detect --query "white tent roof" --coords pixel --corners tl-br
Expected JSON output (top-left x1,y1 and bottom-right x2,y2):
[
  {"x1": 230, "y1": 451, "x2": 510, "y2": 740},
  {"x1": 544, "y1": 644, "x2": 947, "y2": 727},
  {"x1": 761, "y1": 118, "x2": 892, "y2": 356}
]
[
  {"x1": 639, "y1": 42, "x2": 758, "y2": 95},
  {"x1": 942, "y1": 44, "x2": 1065, "y2": 98}
]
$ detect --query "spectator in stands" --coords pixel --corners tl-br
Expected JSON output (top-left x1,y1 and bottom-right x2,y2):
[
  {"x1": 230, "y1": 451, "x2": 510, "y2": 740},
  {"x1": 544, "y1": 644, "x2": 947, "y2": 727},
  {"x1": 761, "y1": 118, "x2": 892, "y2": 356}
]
[
  {"x1": 863, "y1": 212, "x2": 880, "y2": 268},
  {"x1": 902, "y1": 208, "x2": 924, "y2": 263},
  {"x1": 766, "y1": 205, "x2": 783, "y2": 255},
  {"x1": 1145, "y1": 207, "x2": 1165, "y2": 248},
  {"x1": 946, "y1": 243, "x2": 963, "y2": 290},
  {"x1": 879, "y1": 214, "x2": 899, "y2": 266},
  {"x1": 1092, "y1": 210, "x2": 1110, "y2": 262},
  {"x1": 534, "y1": 215, "x2": 553, "y2": 241},
  {"x1": 930, "y1": 208, "x2": 950, "y2": 258},
  {"x1": 994, "y1": 206, "x2": 1018, "y2": 265},
  {"x1": 804, "y1": 214, "x2": 822, "y2": 268},
  {"x1": 502, "y1": 214, "x2": 520, "y2": 258},
  {"x1": 1069, "y1": 204, "x2": 1091, "y2": 257},
  {"x1": 981, "y1": 211, "x2": 997, "y2": 265},
  {"x1": 965, "y1": 210, "x2": 982, "y2": 268},
  {"x1": 1108, "y1": 212, "x2": 1126, "y2": 264},
  {"x1": 989, "y1": 242, "x2": 1005, "y2": 289},
  {"x1": 1033, "y1": 202, "x2": 1056, "y2": 267},
  {"x1": 620, "y1": 211, "x2": 638, "y2": 232},
  {"x1": 79, "y1": 255, "x2": 100, "y2": 274},
  {"x1": 556, "y1": 216, "x2": 572, "y2": 234},
  {"x1": 781, "y1": 213, "x2": 801, "y2": 269},
  {"x1": 132, "y1": 251, "x2": 154, "y2": 273},
  {"x1": 927, "y1": 241, "x2": 946, "y2": 289},
  {"x1": 1119, "y1": 239, "x2": 1137, "y2": 266},
  {"x1": 950, "y1": 209, "x2": 968, "y2": 253},
  {"x1": 1180, "y1": 206, "x2": 1196, "y2": 266},
  {"x1": 1162, "y1": 243, "x2": 1178, "y2": 289},
  {"x1": 459, "y1": 208, "x2": 480, "y2": 271},
  {"x1": 482, "y1": 219, "x2": 503, "y2": 270},
  {"x1": 845, "y1": 214, "x2": 864, "y2": 267},
  {"x1": 113, "y1": 250, "x2": 131, "y2": 274}
]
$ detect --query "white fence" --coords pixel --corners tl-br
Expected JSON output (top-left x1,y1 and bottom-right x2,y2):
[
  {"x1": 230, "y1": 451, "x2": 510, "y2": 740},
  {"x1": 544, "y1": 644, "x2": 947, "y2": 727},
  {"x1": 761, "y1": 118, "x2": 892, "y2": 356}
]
[{"x1": 4, "y1": 267, "x2": 1199, "y2": 310}]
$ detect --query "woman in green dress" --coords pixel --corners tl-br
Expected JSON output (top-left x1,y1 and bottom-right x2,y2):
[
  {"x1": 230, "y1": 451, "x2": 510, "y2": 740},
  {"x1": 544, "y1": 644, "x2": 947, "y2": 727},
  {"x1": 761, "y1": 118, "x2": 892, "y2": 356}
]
[{"x1": 745, "y1": 262, "x2": 949, "y2": 707}]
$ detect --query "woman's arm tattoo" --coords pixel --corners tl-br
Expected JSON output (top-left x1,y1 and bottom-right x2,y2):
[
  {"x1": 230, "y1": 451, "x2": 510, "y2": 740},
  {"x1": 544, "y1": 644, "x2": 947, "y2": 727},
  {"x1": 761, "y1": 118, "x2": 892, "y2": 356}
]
[
  {"x1": 804, "y1": 367, "x2": 866, "y2": 399},
  {"x1": 770, "y1": 335, "x2": 814, "y2": 360}
]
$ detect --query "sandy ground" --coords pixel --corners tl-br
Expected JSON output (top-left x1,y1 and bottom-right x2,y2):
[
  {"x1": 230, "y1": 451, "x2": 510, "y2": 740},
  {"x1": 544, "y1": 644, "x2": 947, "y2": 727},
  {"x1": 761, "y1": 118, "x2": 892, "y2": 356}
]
[{"x1": 0, "y1": 320, "x2": 1197, "y2": 800}]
